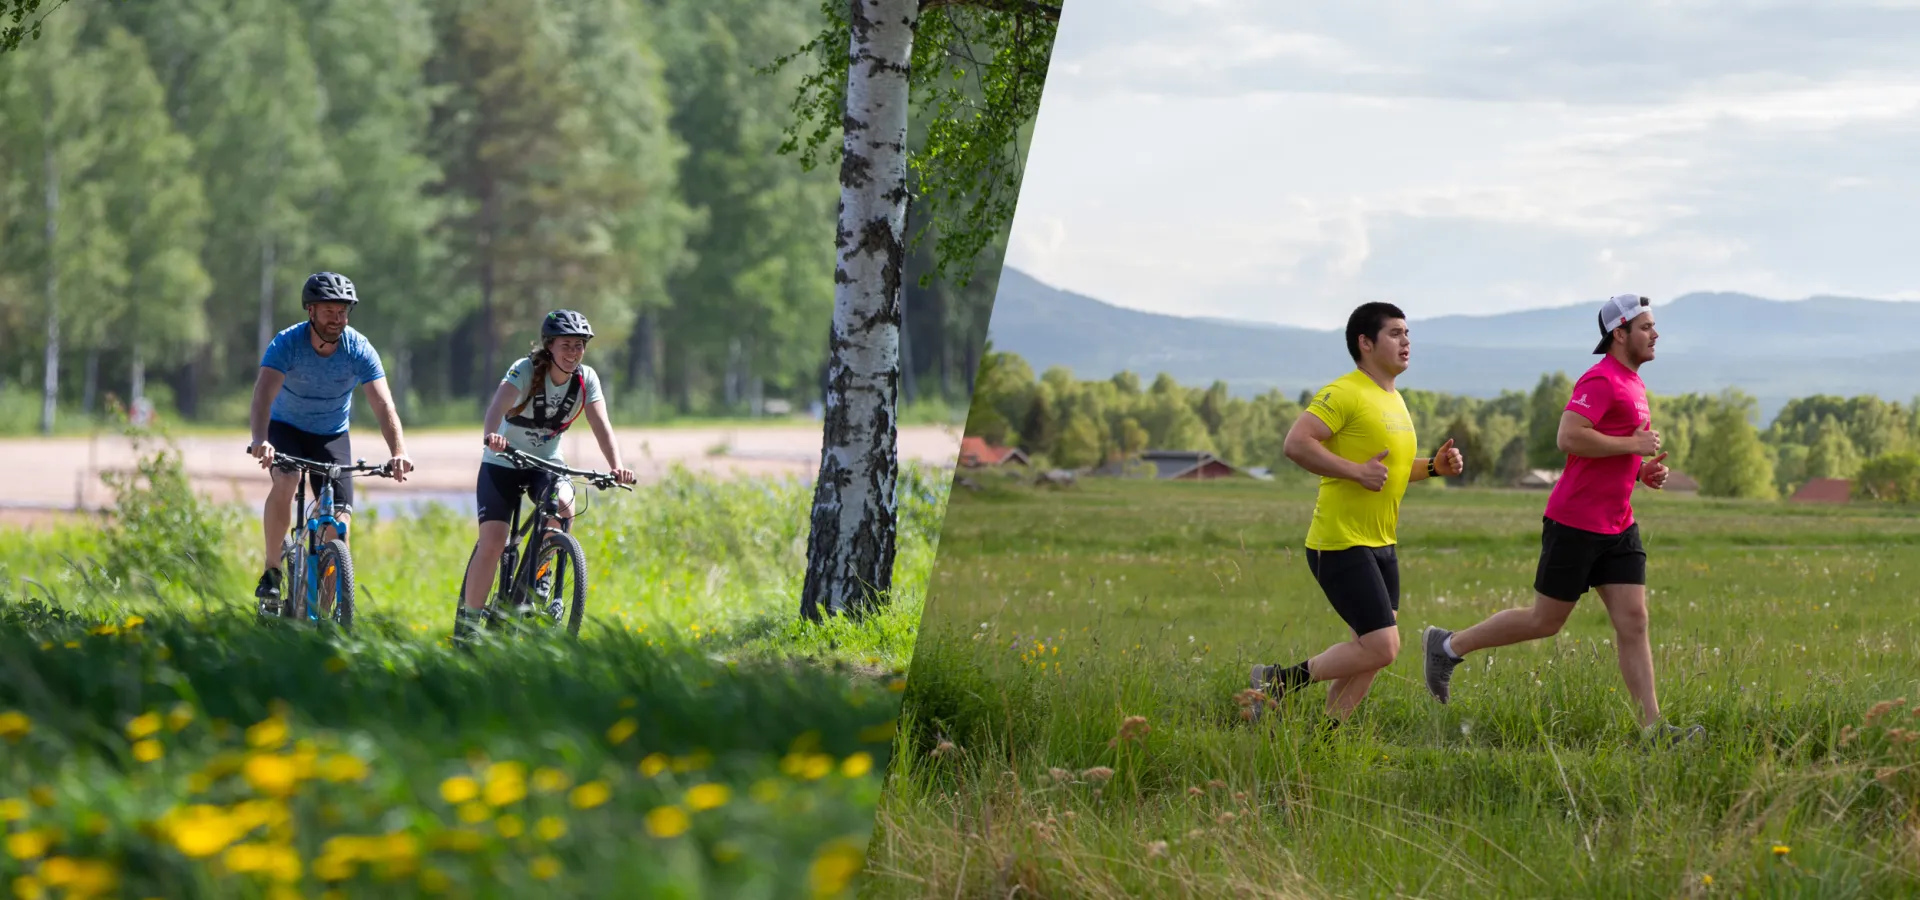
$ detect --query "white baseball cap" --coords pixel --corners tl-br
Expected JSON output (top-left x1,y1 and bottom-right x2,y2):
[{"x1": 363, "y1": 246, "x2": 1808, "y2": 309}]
[{"x1": 1594, "y1": 294, "x2": 1651, "y2": 354}]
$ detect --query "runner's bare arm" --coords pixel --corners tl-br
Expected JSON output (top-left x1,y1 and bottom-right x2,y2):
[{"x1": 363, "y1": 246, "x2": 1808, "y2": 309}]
[
  {"x1": 1283, "y1": 411, "x2": 1363, "y2": 482},
  {"x1": 1556, "y1": 410, "x2": 1654, "y2": 459}
]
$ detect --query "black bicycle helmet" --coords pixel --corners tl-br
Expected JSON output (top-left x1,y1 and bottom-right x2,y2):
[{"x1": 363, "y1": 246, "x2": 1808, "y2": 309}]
[
  {"x1": 541, "y1": 309, "x2": 594, "y2": 340},
  {"x1": 302, "y1": 272, "x2": 359, "y2": 306}
]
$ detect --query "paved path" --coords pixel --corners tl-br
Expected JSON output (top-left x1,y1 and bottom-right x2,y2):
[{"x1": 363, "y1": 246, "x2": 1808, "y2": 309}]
[{"x1": 0, "y1": 423, "x2": 961, "y2": 528}]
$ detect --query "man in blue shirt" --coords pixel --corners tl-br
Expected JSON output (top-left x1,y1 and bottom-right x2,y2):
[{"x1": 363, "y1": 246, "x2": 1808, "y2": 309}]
[{"x1": 246, "y1": 272, "x2": 415, "y2": 614}]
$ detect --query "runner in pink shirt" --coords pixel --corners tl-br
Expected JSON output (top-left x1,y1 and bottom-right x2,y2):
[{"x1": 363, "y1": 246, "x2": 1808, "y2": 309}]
[{"x1": 1418, "y1": 294, "x2": 1704, "y2": 746}]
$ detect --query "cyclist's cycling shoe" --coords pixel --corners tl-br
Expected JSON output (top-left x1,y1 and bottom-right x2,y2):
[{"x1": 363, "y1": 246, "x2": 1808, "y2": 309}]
[
  {"x1": 452, "y1": 605, "x2": 487, "y2": 649},
  {"x1": 254, "y1": 568, "x2": 283, "y2": 616}
]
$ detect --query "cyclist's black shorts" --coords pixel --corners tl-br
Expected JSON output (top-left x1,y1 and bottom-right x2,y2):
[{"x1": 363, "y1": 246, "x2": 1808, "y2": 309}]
[
  {"x1": 1534, "y1": 516, "x2": 1646, "y2": 602},
  {"x1": 267, "y1": 419, "x2": 354, "y2": 513},
  {"x1": 1306, "y1": 544, "x2": 1400, "y2": 637},
  {"x1": 476, "y1": 462, "x2": 569, "y2": 525}
]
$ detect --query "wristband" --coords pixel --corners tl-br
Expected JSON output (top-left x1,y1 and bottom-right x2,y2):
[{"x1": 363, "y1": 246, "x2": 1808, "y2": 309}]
[{"x1": 1427, "y1": 459, "x2": 1438, "y2": 478}]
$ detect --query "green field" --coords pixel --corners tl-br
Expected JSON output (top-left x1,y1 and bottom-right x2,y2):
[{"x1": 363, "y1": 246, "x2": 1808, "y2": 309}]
[
  {"x1": 872, "y1": 475, "x2": 1920, "y2": 899},
  {"x1": 0, "y1": 442, "x2": 949, "y2": 899}
]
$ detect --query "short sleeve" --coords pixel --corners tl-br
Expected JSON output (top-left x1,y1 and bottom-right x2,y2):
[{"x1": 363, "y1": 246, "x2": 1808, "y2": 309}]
[
  {"x1": 502, "y1": 359, "x2": 530, "y2": 391},
  {"x1": 1563, "y1": 373, "x2": 1615, "y2": 425},
  {"x1": 1305, "y1": 381, "x2": 1350, "y2": 434},
  {"x1": 582, "y1": 366, "x2": 604, "y2": 405},
  {"x1": 353, "y1": 334, "x2": 386, "y2": 385},
  {"x1": 260, "y1": 329, "x2": 293, "y2": 372}
]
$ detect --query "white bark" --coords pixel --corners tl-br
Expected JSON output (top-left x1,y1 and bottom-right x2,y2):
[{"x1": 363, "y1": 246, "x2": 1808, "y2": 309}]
[{"x1": 800, "y1": 0, "x2": 918, "y2": 621}]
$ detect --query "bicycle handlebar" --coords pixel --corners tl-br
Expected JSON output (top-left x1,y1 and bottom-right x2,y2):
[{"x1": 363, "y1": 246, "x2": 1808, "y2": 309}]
[
  {"x1": 244, "y1": 447, "x2": 398, "y2": 479},
  {"x1": 494, "y1": 446, "x2": 634, "y2": 492}
]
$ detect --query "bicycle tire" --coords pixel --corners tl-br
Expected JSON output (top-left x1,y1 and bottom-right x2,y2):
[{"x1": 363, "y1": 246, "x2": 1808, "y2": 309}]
[
  {"x1": 533, "y1": 530, "x2": 588, "y2": 636},
  {"x1": 279, "y1": 535, "x2": 305, "y2": 621},
  {"x1": 316, "y1": 539, "x2": 355, "y2": 631}
]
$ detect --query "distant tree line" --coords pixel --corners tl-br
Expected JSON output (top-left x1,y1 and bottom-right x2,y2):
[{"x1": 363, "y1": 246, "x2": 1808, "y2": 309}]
[
  {"x1": 0, "y1": 0, "x2": 997, "y2": 433},
  {"x1": 967, "y1": 348, "x2": 1920, "y2": 503}
]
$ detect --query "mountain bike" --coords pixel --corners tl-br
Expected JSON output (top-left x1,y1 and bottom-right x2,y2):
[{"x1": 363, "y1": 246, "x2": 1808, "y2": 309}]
[
  {"x1": 252, "y1": 449, "x2": 396, "y2": 629},
  {"x1": 458, "y1": 446, "x2": 630, "y2": 637}
]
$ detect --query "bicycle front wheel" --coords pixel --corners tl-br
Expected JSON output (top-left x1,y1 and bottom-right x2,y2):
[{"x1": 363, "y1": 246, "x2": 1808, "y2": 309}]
[
  {"x1": 279, "y1": 535, "x2": 305, "y2": 621},
  {"x1": 315, "y1": 539, "x2": 356, "y2": 631},
  {"x1": 532, "y1": 530, "x2": 588, "y2": 636}
]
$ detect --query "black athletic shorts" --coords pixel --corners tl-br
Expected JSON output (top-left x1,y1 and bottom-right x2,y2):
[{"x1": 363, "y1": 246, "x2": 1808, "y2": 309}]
[
  {"x1": 1534, "y1": 516, "x2": 1646, "y2": 602},
  {"x1": 266, "y1": 419, "x2": 354, "y2": 513},
  {"x1": 1306, "y1": 544, "x2": 1400, "y2": 637},
  {"x1": 475, "y1": 461, "x2": 570, "y2": 525}
]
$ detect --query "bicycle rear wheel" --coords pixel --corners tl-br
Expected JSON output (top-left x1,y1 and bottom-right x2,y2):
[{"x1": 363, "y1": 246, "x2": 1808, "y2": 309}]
[
  {"x1": 532, "y1": 530, "x2": 588, "y2": 636},
  {"x1": 315, "y1": 539, "x2": 355, "y2": 630}
]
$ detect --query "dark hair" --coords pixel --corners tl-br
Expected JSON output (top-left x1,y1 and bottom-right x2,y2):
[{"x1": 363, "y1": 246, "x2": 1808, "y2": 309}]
[
  {"x1": 1345, "y1": 302, "x2": 1407, "y2": 363},
  {"x1": 506, "y1": 339, "x2": 555, "y2": 418}
]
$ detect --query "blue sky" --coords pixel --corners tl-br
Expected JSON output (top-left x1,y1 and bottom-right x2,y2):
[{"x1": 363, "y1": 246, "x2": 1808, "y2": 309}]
[{"x1": 1002, "y1": 0, "x2": 1920, "y2": 329}]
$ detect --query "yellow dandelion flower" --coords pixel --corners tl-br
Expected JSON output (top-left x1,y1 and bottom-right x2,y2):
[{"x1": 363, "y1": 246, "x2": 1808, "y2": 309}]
[
  {"x1": 534, "y1": 816, "x2": 567, "y2": 841},
  {"x1": 645, "y1": 806, "x2": 690, "y2": 839},
  {"x1": 801, "y1": 754, "x2": 834, "y2": 781},
  {"x1": 11, "y1": 875, "x2": 43, "y2": 900},
  {"x1": 0, "y1": 799, "x2": 27, "y2": 822},
  {"x1": 1703, "y1": 874, "x2": 1713, "y2": 885},
  {"x1": 62, "y1": 642, "x2": 77, "y2": 650},
  {"x1": 457, "y1": 801, "x2": 490, "y2": 824},
  {"x1": 569, "y1": 782, "x2": 611, "y2": 810},
  {"x1": 162, "y1": 806, "x2": 239, "y2": 858},
  {"x1": 245, "y1": 716, "x2": 288, "y2": 750},
  {"x1": 672, "y1": 749, "x2": 713, "y2": 773},
  {"x1": 496, "y1": 815, "x2": 524, "y2": 839},
  {"x1": 841, "y1": 753, "x2": 874, "y2": 778},
  {"x1": 267, "y1": 885, "x2": 301, "y2": 900},
  {"x1": 125, "y1": 712, "x2": 163, "y2": 741},
  {"x1": 685, "y1": 784, "x2": 730, "y2": 812},
  {"x1": 439, "y1": 775, "x2": 479, "y2": 805},
  {"x1": 0, "y1": 712, "x2": 31, "y2": 742},
  {"x1": 605, "y1": 718, "x2": 638, "y2": 745},
  {"x1": 808, "y1": 839, "x2": 866, "y2": 898},
  {"x1": 482, "y1": 762, "x2": 526, "y2": 807},
  {"x1": 242, "y1": 755, "x2": 298, "y2": 797},
  {"x1": 887, "y1": 679, "x2": 907, "y2": 693},
  {"x1": 133, "y1": 740, "x2": 163, "y2": 763},
  {"x1": 313, "y1": 854, "x2": 354, "y2": 883},
  {"x1": 6, "y1": 830, "x2": 50, "y2": 860},
  {"x1": 166, "y1": 703, "x2": 193, "y2": 732},
  {"x1": 638, "y1": 753, "x2": 668, "y2": 778},
  {"x1": 530, "y1": 856, "x2": 561, "y2": 880},
  {"x1": 532, "y1": 768, "x2": 570, "y2": 793},
  {"x1": 1772, "y1": 844, "x2": 1790, "y2": 856}
]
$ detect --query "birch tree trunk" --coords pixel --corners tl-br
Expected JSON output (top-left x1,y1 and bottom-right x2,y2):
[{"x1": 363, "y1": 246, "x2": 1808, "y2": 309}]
[{"x1": 798, "y1": 0, "x2": 917, "y2": 622}]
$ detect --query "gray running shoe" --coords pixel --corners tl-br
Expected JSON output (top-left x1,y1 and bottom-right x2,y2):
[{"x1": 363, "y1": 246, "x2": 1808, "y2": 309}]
[
  {"x1": 1422, "y1": 626, "x2": 1465, "y2": 704},
  {"x1": 1648, "y1": 723, "x2": 1706, "y2": 747}
]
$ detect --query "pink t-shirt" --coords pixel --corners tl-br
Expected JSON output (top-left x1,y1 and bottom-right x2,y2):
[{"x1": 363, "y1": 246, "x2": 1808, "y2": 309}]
[{"x1": 1542, "y1": 355, "x2": 1649, "y2": 535}]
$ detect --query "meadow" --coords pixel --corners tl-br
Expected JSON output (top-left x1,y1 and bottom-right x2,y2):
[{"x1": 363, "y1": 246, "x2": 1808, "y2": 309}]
[
  {"x1": 870, "y1": 475, "x2": 1920, "y2": 899},
  {"x1": 0, "y1": 434, "x2": 949, "y2": 899}
]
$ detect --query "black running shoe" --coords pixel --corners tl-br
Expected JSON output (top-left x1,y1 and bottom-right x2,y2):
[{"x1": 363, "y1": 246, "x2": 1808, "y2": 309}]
[{"x1": 254, "y1": 568, "x2": 283, "y2": 615}]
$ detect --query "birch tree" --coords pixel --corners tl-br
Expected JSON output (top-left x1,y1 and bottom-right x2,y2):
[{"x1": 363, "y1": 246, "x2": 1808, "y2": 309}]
[{"x1": 775, "y1": 0, "x2": 1061, "y2": 620}]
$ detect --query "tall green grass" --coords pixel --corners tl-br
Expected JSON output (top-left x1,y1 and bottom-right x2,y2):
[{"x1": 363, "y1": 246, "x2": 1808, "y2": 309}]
[
  {"x1": 872, "y1": 477, "x2": 1920, "y2": 899},
  {"x1": 0, "y1": 435, "x2": 951, "y2": 898}
]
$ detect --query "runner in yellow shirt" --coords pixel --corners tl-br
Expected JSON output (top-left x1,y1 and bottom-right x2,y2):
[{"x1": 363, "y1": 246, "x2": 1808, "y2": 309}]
[{"x1": 1248, "y1": 302, "x2": 1463, "y2": 726}]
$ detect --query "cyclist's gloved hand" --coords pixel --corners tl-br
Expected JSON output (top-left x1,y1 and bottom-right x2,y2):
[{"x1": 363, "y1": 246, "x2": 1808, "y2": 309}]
[
  {"x1": 250, "y1": 441, "x2": 276, "y2": 468},
  {"x1": 485, "y1": 433, "x2": 508, "y2": 452},
  {"x1": 385, "y1": 454, "x2": 414, "y2": 483}
]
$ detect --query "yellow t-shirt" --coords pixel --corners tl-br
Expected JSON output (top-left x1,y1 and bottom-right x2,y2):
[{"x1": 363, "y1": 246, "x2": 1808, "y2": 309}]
[{"x1": 1302, "y1": 369, "x2": 1419, "y2": 551}]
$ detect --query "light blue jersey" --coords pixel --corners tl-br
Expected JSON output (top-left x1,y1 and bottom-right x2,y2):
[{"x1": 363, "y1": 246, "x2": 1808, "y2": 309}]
[{"x1": 260, "y1": 323, "x2": 386, "y2": 436}]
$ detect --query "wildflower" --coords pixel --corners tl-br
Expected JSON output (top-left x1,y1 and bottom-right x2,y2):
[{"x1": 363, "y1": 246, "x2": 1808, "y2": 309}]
[
  {"x1": 126, "y1": 712, "x2": 163, "y2": 741},
  {"x1": 605, "y1": 718, "x2": 638, "y2": 745},
  {"x1": 1081, "y1": 767, "x2": 1115, "y2": 783},
  {"x1": 0, "y1": 799, "x2": 25, "y2": 822},
  {"x1": 133, "y1": 740, "x2": 164, "y2": 763},
  {"x1": 0, "y1": 712, "x2": 30, "y2": 742},
  {"x1": 569, "y1": 782, "x2": 611, "y2": 810},
  {"x1": 245, "y1": 717, "x2": 288, "y2": 750},
  {"x1": 1772, "y1": 844, "x2": 1790, "y2": 856},
  {"x1": 638, "y1": 754, "x2": 669, "y2": 778},
  {"x1": 6, "y1": 830, "x2": 50, "y2": 860},
  {"x1": 457, "y1": 802, "x2": 490, "y2": 824},
  {"x1": 483, "y1": 762, "x2": 527, "y2": 806},
  {"x1": 496, "y1": 815, "x2": 524, "y2": 839},
  {"x1": 318, "y1": 755, "x2": 369, "y2": 783},
  {"x1": 751, "y1": 779, "x2": 784, "y2": 805},
  {"x1": 534, "y1": 816, "x2": 567, "y2": 841},
  {"x1": 1703, "y1": 874, "x2": 1713, "y2": 885},
  {"x1": 685, "y1": 784, "x2": 731, "y2": 812},
  {"x1": 1116, "y1": 716, "x2": 1150, "y2": 744},
  {"x1": 530, "y1": 856, "x2": 561, "y2": 880},
  {"x1": 161, "y1": 805, "x2": 241, "y2": 858},
  {"x1": 645, "y1": 806, "x2": 690, "y2": 838},
  {"x1": 243, "y1": 755, "x2": 298, "y2": 797},
  {"x1": 1867, "y1": 701, "x2": 1898, "y2": 724},
  {"x1": 841, "y1": 753, "x2": 874, "y2": 778},
  {"x1": 801, "y1": 755, "x2": 834, "y2": 781},
  {"x1": 1146, "y1": 840, "x2": 1168, "y2": 859},
  {"x1": 439, "y1": 776, "x2": 479, "y2": 805},
  {"x1": 1047, "y1": 768, "x2": 1073, "y2": 783},
  {"x1": 533, "y1": 768, "x2": 570, "y2": 793},
  {"x1": 417, "y1": 867, "x2": 450, "y2": 894},
  {"x1": 167, "y1": 704, "x2": 194, "y2": 732},
  {"x1": 808, "y1": 839, "x2": 866, "y2": 898}
]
